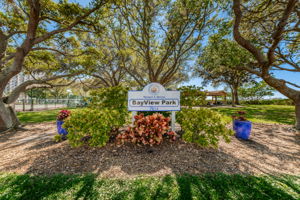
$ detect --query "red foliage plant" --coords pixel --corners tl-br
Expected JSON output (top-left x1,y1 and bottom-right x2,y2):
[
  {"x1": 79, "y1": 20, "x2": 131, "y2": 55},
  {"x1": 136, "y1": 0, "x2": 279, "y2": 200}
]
[
  {"x1": 57, "y1": 110, "x2": 71, "y2": 121},
  {"x1": 116, "y1": 113, "x2": 176, "y2": 146},
  {"x1": 232, "y1": 111, "x2": 247, "y2": 121}
]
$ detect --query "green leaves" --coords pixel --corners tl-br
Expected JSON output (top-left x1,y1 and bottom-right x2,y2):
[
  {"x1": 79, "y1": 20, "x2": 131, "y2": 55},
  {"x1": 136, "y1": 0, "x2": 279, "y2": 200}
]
[
  {"x1": 0, "y1": 0, "x2": 111, "y2": 76},
  {"x1": 178, "y1": 85, "x2": 207, "y2": 107},
  {"x1": 177, "y1": 108, "x2": 233, "y2": 148},
  {"x1": 89, "y1": 86, "x2": 129, "y2": 129},
  {"x1": 239, "y1": 81, "x2": 275, "y2": 101},
  {"x1": 112, "y1": 0, "x2": 217, "y2": 85},
  {"x1": 195, "y1": 37, "x2": 254, "y2": 90},
  {"x1": 64, "y1": 86, "x2": 129, "y2": 147},
  {"x1": 63, "y1": 108, "x2": 121, "y2": 147},
  {"x1": 89, "y1": 86, "x2": 128, "y2": 111}
]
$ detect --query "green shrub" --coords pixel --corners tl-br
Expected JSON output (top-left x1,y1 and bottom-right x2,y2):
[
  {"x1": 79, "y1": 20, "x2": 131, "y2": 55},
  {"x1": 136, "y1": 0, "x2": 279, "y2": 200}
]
[
  {"x1": 89, "y1": 86, "x2": 129, "y2": 128},
  {"x1": 178, "y1": 85, "x2": 206, "y2": 107},
  {"x1": 53, "y1": 135, "x2": 63, "y2": 142},
  {"x1": 177, "y1": 108, "x2": 233, "y2": 148},
  {"x1": 63, "y1": 108, "x2": 127, "y2": 147},
  {"x1": 89, "y1": 86, "x2": 128, "y2": 111}
]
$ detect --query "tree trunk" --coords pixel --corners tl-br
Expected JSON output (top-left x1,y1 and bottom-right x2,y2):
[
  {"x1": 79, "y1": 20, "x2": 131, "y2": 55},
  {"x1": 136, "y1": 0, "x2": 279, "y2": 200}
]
[
  {"x1": 0, "y1": 101, "x2": 20, "y2": 132},
  {"x1": 233, "y1": 86, "x2": 240, "y2": 105},
  {"x1": 30, "y1": 98, "x2": 34, "y2": 111},
  {"x1": 295, "y1": 102, "x2": 300, "y2": 130},
  {"x1": 22, "y1": 99, "x2": 25, "y2": 111},
  {"x1": 231, "y1": 88, "x2": 235, "y2": 107}
]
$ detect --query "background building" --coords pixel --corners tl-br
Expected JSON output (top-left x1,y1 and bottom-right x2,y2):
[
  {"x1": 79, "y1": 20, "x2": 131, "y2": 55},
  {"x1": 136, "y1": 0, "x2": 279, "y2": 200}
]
[
  {"x1": 4, "y1": 72, "x2": 43, "y2": 99},
  {"x1": 4, "y1": 72, "x2": 33, "y2": 95}
]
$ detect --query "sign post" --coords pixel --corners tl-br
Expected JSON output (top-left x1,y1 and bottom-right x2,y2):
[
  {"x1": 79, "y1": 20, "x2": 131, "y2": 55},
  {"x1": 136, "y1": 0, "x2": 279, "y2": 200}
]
[
  {"x1": 131, "y1": 111, "x2": 137, "y2": 125},
  {"x1": 128, "y1": 83, "x2": 180, "y2": 131},
  {"x1": 171, "y1": 111, "x2": 176, "y2": 131}
]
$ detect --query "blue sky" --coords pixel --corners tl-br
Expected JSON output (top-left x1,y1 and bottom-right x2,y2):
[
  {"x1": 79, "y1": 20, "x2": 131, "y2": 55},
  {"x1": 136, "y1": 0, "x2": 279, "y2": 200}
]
[
  {"x1": 69, "y1": 0, "x2": 90, "y2": 6},
  {"x1": 68, "y1": 0, "x2": 299, "y2": 98}
]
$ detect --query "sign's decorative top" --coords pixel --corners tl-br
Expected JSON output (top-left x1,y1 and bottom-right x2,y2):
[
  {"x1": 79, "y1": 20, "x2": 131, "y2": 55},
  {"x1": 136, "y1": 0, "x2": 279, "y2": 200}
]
[{"x1": 128, "y1": 82, "x2": 180, "y2": 111}]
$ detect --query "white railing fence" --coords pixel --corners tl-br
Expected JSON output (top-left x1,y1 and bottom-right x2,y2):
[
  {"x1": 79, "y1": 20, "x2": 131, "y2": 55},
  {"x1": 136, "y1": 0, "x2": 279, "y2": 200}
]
[{"x1": 12, "y1": 98, "x2": 85, "y2": 111}]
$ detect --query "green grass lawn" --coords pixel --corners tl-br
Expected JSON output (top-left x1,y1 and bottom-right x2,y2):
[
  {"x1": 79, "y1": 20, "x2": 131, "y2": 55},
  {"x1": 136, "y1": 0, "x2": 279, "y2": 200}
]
[
  {"x1": 17, "y1": 108, "x2": 77, "y2": 124},
  {"x1": 17, "y1": 105, "x2": 295, "y2": 125},
  {"x1": 0, "y1": 173, "x2": 298, "y2": 200},
  {"x1": 212, "y1": 105, "x2": 295, "y2": 125}
]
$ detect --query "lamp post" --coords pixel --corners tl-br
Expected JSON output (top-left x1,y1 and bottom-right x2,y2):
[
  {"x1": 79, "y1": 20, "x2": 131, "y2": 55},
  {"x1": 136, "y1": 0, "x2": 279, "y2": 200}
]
[{"x1": 66, "y1": 89, "x2": 72, "y2": 107}]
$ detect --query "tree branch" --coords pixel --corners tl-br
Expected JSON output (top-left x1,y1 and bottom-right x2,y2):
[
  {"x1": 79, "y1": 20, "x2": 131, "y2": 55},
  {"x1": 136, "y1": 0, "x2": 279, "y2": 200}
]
[
  {"x1": 0, "y1": 53, "x2": 16, "y2": 67},
  {"x1": 267, "y1": 0, "x2": 298, "y2": 66},
  {"x1": 33, "y1": 1, "x2": 106, "y2": 44},
  {"x1": 31, "y1": 47, "x2": 68, "y2": 56},
  {"x1": 284, "y1": 80, "x2": 300, "y2": 88},
  {"x1": 275, "y1": 47, "x2": 300, "y2": 71},
  {"x1": 7, "y1": 31, "x2": 27, "y2": 38},
  {"x1": 232, "y1": 0, "x2": 266, "y2": 65},
  {"x1": 272, "y1": 65, "x2": 300, "y2": 72}
]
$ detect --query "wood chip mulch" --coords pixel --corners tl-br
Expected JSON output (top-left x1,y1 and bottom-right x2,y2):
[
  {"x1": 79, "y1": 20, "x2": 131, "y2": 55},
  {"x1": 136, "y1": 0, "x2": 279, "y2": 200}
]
[{"x1": 0, "y1": 122, "x2": 299, "y2": 178}]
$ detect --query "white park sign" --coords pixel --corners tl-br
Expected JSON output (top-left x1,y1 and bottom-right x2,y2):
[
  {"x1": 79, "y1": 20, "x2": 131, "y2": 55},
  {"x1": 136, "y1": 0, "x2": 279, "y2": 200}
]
[{"x1": 128, "y1": 83, "x2": 180, "y2": 111}]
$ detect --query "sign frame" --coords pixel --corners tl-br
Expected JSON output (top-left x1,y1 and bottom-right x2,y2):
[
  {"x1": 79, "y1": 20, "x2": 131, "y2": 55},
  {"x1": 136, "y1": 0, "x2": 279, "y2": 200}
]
[{"x1": 128, "y1": 82, "x2": 180, "y2": 112}]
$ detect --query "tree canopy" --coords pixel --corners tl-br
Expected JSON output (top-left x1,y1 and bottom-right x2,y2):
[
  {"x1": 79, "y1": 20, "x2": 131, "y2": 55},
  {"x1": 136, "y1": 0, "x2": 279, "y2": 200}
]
[
  {"x1": 232, "y1": 0, "x2": 300, "y2": 128},
  {"x1": 194, "y1": 36, "x2": 254, "y2": 104},
  {"x1": 0, "y1": 0, "x2": 111, "y2": 130},
  {"x1": 113, "y1": 0, "x2": 217, "y2": 86},
  {"x1": 239, "y1": 81, "x2": 275, "y2": 101}
]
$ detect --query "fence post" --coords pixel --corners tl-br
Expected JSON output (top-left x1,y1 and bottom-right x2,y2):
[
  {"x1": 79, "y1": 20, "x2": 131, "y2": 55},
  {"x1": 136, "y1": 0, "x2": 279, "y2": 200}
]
[
  {"x1": 30, "y1": 98, "x2": 33, "y2": 111},
  {"x1": 45, "y1": 99, "x2": 48, "y2": 109},
  {"x1": 22, "y1": 99, "x2": 25, "y2": 111}
]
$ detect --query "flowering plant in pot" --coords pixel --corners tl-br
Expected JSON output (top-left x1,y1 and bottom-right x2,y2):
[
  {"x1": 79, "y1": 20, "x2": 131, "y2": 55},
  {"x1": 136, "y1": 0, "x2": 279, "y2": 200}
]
[
  {"x1": 56, "y1": 110, "x2": 71, "y2": 136},
  {"x1": 232, "y1": 111, "x2": 252, "y2": 140}
]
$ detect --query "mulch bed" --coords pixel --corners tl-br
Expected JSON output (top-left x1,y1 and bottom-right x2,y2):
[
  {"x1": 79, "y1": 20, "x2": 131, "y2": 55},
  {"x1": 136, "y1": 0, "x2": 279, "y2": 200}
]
[{"x1": 0, "y1": 122, "x2": 299, "y2": 178}]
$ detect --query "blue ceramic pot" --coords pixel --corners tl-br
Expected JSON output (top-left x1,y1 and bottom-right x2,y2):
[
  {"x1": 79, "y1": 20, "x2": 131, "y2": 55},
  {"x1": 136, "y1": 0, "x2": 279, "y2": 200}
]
[
  {"x1": 56, "y1": 120, "x2": 68, "y2": 135},
  {"x1": 233, "y1": 120, "x2": 252, "y2": 140}
]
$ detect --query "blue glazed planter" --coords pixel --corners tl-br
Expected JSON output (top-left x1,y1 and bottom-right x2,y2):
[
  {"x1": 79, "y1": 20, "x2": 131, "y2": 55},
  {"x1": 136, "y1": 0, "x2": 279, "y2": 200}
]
[
  {"x1": 233, "y1": 120, "x2": 252, "y2": 140},
  {"x1": 56, "y1": 120, "x2": 68, "y2": 135}
]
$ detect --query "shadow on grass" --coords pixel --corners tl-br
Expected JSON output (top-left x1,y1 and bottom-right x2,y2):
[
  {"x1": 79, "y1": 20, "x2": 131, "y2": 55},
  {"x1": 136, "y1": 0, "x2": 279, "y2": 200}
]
[
  {"x1": 175, "y1": 174, "x2": 299, "y2": 200},
  {"x1": 0, "y1": 173, "x2": 298, "y2": 200},
  {"x1": 0, "y1": 173, "x2": 97, "y2": 200}
]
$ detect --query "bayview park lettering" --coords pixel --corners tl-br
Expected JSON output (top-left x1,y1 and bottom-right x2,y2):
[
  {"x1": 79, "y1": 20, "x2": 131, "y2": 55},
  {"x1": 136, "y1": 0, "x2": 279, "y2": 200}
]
[{"x1": 130, "y1": 99, "x2": 178, "y2": 106}]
